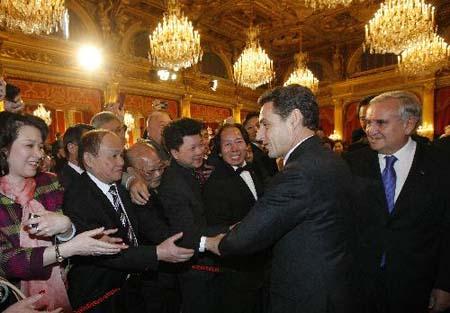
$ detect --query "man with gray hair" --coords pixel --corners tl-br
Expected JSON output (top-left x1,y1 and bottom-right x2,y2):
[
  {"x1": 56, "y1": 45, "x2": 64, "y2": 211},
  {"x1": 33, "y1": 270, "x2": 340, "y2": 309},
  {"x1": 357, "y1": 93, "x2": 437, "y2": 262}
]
[
  {"x1": 91, "y1": 111, "x2": 127, "y2": 144},
  {"x1": 344, "y1": 90, "x2": 450, "y2": 313}
]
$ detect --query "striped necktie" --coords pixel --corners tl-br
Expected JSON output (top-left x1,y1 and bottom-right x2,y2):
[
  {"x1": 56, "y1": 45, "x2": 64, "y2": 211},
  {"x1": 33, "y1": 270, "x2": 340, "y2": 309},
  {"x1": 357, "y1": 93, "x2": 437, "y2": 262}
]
[{"x1": 108, "y1": 184, "x2": 137, "y2": 246}]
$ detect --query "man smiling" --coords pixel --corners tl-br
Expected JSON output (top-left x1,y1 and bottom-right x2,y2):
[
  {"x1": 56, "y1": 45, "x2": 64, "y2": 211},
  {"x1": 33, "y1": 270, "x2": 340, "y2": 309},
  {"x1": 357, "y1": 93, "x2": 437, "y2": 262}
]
[{"x1": 206, "y1": 85, "x2": 357, "y2": 313}]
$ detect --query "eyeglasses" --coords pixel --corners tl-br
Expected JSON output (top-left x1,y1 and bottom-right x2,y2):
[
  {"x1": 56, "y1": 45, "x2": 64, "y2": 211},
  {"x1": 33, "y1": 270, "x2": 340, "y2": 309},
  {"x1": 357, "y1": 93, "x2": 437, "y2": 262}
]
[{"x1": 135, "y1": 164, "x2": 167, "y2": 177}]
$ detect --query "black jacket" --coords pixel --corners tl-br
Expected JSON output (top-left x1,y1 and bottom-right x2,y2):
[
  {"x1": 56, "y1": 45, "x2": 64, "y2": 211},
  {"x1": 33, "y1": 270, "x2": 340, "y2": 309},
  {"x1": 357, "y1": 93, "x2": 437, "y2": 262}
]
[
  {"x1": 344, "y1": 143, "x2": 450, "y2": 311},
  {"x1": 219, "y1": 136, "x2": 357, "y2": 313},
  {"x1": 63, "y1": 172, "x2": 169, "y2": 312}
]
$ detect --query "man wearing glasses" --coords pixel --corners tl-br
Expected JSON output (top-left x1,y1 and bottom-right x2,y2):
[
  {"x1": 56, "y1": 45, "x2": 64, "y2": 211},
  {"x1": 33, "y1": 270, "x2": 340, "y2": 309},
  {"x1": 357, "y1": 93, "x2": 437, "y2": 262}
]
[{"x1": 125, "y1": 142, "x2": 180, "y2": 313}]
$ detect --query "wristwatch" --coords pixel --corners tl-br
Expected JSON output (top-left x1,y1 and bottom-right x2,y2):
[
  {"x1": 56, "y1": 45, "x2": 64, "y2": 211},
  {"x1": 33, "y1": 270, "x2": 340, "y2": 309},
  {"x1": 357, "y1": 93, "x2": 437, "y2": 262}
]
[{"x1": 55, "y1": 243, "x2": 64, "y2": 263}]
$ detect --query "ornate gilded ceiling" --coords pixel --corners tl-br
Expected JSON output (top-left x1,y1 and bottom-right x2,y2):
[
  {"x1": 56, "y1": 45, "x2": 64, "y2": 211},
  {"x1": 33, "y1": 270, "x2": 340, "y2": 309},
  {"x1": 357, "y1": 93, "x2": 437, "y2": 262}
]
[{"x1": 74, "y1": 0, "x2": 450, "y2": 84}]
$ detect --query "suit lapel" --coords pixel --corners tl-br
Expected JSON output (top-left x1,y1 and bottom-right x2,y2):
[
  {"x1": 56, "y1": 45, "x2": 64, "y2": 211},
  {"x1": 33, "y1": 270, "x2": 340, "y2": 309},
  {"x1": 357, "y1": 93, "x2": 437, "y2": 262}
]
[
  {"x1": 222, "y1": 162, "x2": 257, "y2": 203},
  {"x1": 391, "y1": 144, "x2": 424, "y2": 218},
  {"x1": 367, "y1": 151, "x2": 391, "y2": 220},
  {"x1": 82, "y1": 173, "x2": 126, "y2": 232}
]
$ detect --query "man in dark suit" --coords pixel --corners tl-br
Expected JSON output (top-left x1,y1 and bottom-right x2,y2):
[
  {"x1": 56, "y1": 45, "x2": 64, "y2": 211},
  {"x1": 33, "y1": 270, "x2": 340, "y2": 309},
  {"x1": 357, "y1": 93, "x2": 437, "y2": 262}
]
[
  {"x1": 58, "y1": 123, "x2": 94, "y2": 189},
  {"x1": 206, "y1": 85, "x2": 357, "y2": 313},
  {"x1": 158, "y1": 118, "x2": 229, "y2": 313},
  {"x1": 348, "y1": 95, "x2": 374, "y2": 152},
  {"x1": 63, "y1": 130, "x2": 194, "y2": 312},
  {"x1": 203, "y1": 123, "x2": 268, "y2": 313},
  {"x1": 344, "y1": 91, "x2": 450, "y2": 313},
  {"x1": 125, "y1": 141, "x2": 180, "y2": 313},
  {"x1": 243, "y1": 112, "x2": 278, "y2": 183}
]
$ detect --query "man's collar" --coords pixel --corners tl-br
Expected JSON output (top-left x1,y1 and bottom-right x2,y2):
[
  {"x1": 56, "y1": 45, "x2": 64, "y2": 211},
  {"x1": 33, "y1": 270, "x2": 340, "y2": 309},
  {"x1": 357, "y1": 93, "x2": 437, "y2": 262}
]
[
  {"x1": 86, "y1": 171, "x2": 114, "y2": 195},
  {"x1": 68, "y1": 161, "x2": 84, "y2": 174},
  {"x1": 232, "y1": 161, "x2": 247, "y2": 170},
  {"x1": 283, "y1": 135, "x2": 315, "y2": 166},
  {"x1": 378, "y1": 136, "x2": 415, "y2": 161}
]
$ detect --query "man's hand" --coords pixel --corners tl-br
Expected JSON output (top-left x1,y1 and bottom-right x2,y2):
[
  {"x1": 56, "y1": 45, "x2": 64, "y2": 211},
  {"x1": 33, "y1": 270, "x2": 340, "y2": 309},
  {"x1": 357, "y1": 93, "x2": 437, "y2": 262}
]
[
  {"x1": 96, "y1": 228, "x2": 124, "y2": 245},
  {"x1": 129, "y1": 176, "x2": 150, "y2": 205},
  {"x1": 205, "y1": 233, "x2": 225, "y2": 256},
  {"x1": 201, "y1": 163, "x2": 215, "y2": 180},
  {"x1": 429, "y1": 288, "x2": 450, "y2": 312},
  {"x1": 156, "y1": 232, "x2": 194, "y2": 263},
  {"x1": 3, "y1": 294, "x2": 63, "y2": 313}
]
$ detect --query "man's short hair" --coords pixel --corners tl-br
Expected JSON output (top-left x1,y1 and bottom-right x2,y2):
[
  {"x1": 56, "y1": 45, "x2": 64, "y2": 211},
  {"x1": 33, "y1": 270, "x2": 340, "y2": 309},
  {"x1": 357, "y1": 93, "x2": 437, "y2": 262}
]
[
  {"x1": 78, "y1": 129, "x2": 111, "y2": 169},
  {"x1": 257, "y1": 84, "x2": 319, "y2": 130},
  {"x1": 357, "y1": 95, "x2": 376, "y2": 116},
  {"x1": 243, "y1": 112, "x2": 260, "y2": 127},
  {"x1": 163, "y1": 118, "x2": 203, "y2": 151},
  {"x1": 63, "y1": 123, "x2": 95, "y2": 155},
  {"x1": 370, "y1": 90, "x2": 422, "y2": 123},
  {"x1": 90, "y1": 111, "x2": 121, "y2": 129},
  {"x1": 125, "y1": 142, "x2": 158, "y2": 168},
  {"x1": 147, "y1": 110, "x2": 171, "y2": 125},
  {"x1": 216, "y1": 123, "x2": 250, "y2": 147}
]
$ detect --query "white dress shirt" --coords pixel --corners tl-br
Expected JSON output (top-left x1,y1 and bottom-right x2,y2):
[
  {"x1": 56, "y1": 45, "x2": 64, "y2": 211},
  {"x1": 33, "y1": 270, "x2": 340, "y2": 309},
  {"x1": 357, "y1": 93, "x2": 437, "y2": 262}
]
[
  {"x1": 68, "y1": 161, "x2": 84, "y2": 174},
  {"x1": 378, "y1": 137, "x2": 416, "y2": 203},
  {"x1": 87, "y1": 172, "x2": 116, "y2": 206},
  {"x1": 232, "y1": 161, "x2": 258, "y2": 200}
]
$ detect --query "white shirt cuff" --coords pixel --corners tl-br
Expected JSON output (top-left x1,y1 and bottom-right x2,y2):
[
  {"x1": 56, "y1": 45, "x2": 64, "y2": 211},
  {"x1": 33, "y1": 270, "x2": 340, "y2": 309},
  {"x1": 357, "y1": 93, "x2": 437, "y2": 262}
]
[
  {"x1": 199, "y1": 236, "x2": 206, "y2": 252},
  {"x1": 56, "y1": 223, "x2": 76, "y2": 242}
]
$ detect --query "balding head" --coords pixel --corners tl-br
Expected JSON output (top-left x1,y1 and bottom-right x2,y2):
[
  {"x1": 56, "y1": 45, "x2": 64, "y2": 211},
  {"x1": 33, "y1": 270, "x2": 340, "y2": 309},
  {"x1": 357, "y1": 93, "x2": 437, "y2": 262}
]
[
  {"x1": 126, "y1": 142, "x2": 166, "y2": 189},
  {"x1": 146, "y1": 110, "x2": 171, "y2": 145}
]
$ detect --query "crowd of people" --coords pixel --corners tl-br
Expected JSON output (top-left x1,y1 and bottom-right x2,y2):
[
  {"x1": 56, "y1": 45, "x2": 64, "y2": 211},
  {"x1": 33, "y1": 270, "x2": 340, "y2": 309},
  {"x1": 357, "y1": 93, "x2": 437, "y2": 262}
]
[{"x1": 0, "y1": 79, "x2": 449, "y2": 313}]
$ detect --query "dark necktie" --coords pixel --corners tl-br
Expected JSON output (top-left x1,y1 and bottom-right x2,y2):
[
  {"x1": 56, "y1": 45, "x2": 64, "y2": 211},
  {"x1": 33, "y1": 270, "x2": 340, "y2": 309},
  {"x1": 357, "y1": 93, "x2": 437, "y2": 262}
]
[
  {"x1": 235, "y1": 164, "x2": 251, "y2": 175},
  {"x1": 108, "y1": 184, "x2": 137, "y2": 246},
  {"x1": 382, "y1": 155, "x2": 398, "y2": 214}
]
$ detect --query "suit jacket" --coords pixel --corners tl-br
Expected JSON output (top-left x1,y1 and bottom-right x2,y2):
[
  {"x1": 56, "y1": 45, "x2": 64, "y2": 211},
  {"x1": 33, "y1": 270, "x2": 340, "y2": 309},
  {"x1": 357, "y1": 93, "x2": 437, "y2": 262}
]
[
  {"x1": 203, "y1": 160, "x2": 266, "y2": 271},
  {"x1": 57, "y1": 162, "x2": 81, "y2": 190},
  {"x1": 157, "y1": 161, "x2": 228, "y2": 258},
  {"x1": 219, "y1": 136, "x2": 357, "y2": 313},
  {"x1": 63, "y1": 172, "x2": 169, "y2": 312},
  {"x1": 435, "y1": 136, "x2": 450, "y2": 157},
  {"x1": 344, "y1": 143, "x2": 450, "y2": 310}
]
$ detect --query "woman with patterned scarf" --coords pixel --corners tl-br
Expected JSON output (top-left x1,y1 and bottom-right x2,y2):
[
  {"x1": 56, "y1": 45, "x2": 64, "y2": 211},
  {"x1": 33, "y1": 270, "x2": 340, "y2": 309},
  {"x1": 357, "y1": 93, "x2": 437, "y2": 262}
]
[{"x1": 0, "y1": 111, "x2": 127, "y2": 312}]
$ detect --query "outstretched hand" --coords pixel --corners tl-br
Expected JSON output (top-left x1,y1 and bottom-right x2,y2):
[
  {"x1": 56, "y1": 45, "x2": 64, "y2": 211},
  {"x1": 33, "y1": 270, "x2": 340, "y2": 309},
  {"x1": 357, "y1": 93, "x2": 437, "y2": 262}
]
[
  {"x1": 205, "y1": 233, "x2": 226, "y2": 256},
  {"x1": 156, "y1": 232, "x2": 194, "y2": 263},
  {"x1": 60, "y1": 227, "x2": 128, "y2": 258}
]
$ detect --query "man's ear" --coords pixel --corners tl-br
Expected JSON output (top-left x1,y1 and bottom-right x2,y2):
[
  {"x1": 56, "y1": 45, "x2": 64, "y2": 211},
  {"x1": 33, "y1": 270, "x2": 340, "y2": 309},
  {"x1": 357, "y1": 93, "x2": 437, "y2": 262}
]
[
  {"x1": 405, "y1": 117, "x2": 420, "y2": 135},
  {"x1": 288, "y1": 108, "x2": 303, "y2": 129},
  {"x1": 83, "y1": 152, "x2": 94, "y2": 170},
  {"x1": 170, "y1": 148, "x2": 179, "y2": 160}
]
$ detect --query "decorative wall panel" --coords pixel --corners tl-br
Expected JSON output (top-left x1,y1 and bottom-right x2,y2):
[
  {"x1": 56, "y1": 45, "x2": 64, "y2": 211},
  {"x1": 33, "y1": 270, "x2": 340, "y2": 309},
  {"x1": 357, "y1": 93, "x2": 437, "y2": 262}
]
[
  {"x1": 319, "y1": 106, "x2": 335, "y2": 136},
  {"x1": 343, "y1": 101, "x2": 359, "y2": 143},
  {"x1": 435, "y1": 86, "x2": 450, "y2": 136},
  {"x1": 191, "y1": 103, "x2": 232, "y2": 123}
]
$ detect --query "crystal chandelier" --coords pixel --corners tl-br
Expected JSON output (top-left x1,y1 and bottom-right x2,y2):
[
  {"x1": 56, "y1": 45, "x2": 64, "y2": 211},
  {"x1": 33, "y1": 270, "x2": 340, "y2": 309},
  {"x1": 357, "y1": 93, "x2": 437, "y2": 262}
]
[
  {"x1": 33, "y1": 104, "x2": 52, "y2": 126},
  {"x1": 233, "y1": 25, "x2": 274, "y2": 90},
  {"x1": 284, "y1": 52, "x2": 319, "y2": 93},
  {"x1": 364, "y1": 0, "x2": 435, "y2": 55},
  {"x1": 149, "y1": 0, "x2": 202, "y2": 71},
  {"x1": 0, "y1": 0, "x2": 69, "y2": 37},
  {"x1": 304, "y1": 0, "x2": 355, "y2": 10},
  {"x1": 398, "y1": 34, "x2": 450, "y2": 76}
]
